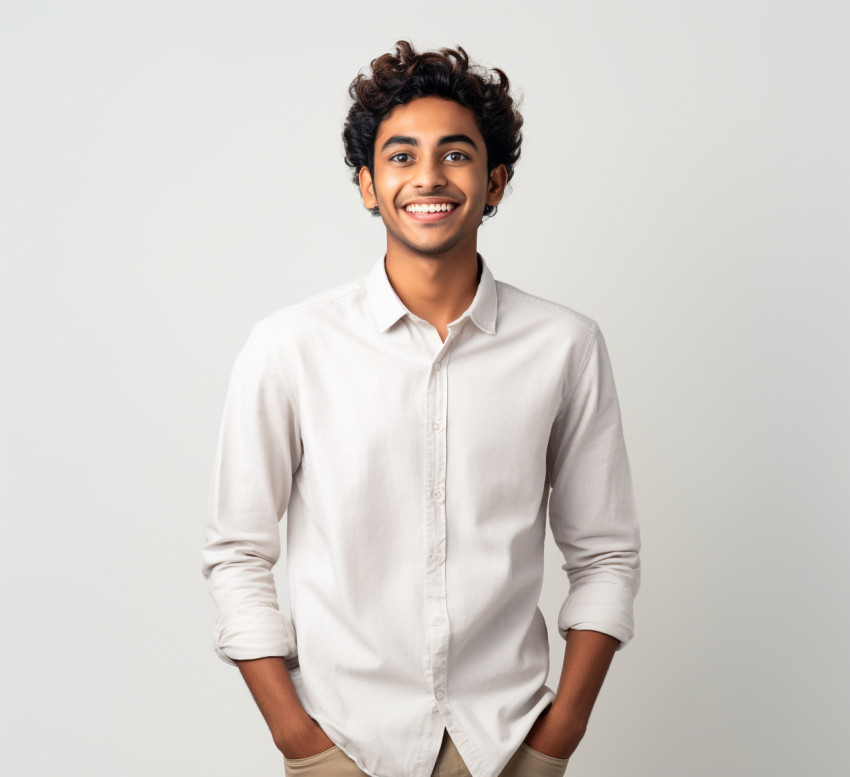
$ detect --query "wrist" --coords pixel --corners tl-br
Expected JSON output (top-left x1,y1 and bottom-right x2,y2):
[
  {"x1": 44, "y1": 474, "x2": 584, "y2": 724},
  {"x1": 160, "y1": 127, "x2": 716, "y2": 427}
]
[
  {"x1": 547, "y1": 698, "x2": 589, "y2": 734},
  {"x1": 272, "y1": 711, "x2": 315, "y2": 754}
]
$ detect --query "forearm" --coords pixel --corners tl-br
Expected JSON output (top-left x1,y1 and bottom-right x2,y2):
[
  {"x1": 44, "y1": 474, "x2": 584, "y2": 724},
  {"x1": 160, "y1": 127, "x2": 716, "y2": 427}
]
[
  {"x1": 235, "y1": 657, "x2": 312, "y2": 751},
  {"x1": 549, "y1": 628, "x2": 619, "y2": 728}
]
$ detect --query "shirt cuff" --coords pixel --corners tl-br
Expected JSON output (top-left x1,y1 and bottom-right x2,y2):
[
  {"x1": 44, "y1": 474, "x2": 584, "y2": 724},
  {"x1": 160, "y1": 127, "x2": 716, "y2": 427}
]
[
  {"x1": 213, "y1": 604, "x2": 299, "y2": 667},
  {"x1": 557, "y1": 586, "x2": 636, "y2": 651}
]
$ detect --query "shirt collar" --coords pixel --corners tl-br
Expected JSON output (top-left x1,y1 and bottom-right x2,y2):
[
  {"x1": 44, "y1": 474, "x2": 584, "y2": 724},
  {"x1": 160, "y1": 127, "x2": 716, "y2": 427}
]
[{"x1": 365, "y1": 253, "x2": 498, "y2": 335}]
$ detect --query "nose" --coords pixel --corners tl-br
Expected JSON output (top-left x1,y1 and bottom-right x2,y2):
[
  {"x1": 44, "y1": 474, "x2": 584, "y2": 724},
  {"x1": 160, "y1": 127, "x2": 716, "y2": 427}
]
[{"x1": 412, "y1": 153, "x2": 447, "y2": 190}]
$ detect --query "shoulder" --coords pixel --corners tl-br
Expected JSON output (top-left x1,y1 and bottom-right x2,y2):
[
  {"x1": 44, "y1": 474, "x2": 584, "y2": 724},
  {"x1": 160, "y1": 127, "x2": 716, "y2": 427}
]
[
  {"x1": 495, "y1": 279, "x2": 599, "y2": 347},
  {"x1": 254, "y1": 274, "x2": 368, "y2": 346}
]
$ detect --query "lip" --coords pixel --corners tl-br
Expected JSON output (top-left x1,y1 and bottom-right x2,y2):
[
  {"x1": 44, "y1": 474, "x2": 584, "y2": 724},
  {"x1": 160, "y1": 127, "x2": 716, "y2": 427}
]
[{"x1": 401, "y1": 201, "x2": 460, "y2": 223}]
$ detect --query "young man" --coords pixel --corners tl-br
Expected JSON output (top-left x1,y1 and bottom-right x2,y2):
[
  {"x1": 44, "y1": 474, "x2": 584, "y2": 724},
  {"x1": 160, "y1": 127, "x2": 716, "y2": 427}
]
[{"x1": 201, "y1": 41, "x2": 641, "y2": 777}]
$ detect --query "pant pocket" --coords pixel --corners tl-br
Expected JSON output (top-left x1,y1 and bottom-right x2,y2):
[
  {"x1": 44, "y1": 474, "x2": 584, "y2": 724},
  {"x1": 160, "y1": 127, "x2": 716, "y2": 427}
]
[
  {"x1": 518, "y1": 742, "x2": 570, "y2": 774},
  {"x1": 283, "y1": 744, "x2": 341, "y2": 770}
]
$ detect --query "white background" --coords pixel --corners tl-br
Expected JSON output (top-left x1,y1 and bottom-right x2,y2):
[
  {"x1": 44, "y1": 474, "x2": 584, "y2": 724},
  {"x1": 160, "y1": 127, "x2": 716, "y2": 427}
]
[{"x1": 2, "y1": 2, "x2": 848, "y2": 775}]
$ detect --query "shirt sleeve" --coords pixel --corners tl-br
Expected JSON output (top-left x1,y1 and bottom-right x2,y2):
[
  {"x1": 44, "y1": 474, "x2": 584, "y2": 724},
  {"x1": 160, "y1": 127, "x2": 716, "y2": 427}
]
[
  {"x1": 545, "y1": 322, "x2": 641, "y2": 651},
  {"x1": 200, "y1": 318, "x2": 302, "y2": 667}
]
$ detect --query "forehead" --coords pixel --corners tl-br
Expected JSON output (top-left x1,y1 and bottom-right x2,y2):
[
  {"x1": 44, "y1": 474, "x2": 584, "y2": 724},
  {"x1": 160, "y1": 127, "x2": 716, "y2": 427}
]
[{"x1": 375, "y1": 96, "x2": 483, "y2": 143}]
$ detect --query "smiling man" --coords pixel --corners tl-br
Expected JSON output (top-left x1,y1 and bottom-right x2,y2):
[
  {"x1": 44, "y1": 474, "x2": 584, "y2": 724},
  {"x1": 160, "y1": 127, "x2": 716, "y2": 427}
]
[
  {"x1": 360, "y1": 95, "x2": 505, "y2": 279},
  {"x1": 201, "y1": 40, "x2": 641, "y2": 777}
]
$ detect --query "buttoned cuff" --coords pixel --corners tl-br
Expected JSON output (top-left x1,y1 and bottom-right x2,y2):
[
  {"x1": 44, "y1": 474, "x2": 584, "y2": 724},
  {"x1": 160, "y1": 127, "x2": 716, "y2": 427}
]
[
  {"x1": 557, "y1": 587, "x2": 636, "y2": 651},
  {"x1": 213, "y1": 605, "x2": 299, "y2": 667}
]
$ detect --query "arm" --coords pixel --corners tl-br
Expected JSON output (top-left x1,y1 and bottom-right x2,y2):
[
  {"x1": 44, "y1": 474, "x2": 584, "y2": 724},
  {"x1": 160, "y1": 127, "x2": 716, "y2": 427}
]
[
  {"x1": 524, "y1": 629, "x2": 619, "y2": 758},
  {"x1": 528, "y1": 323, "x2": 641, "y2": 758},
  {"x1": 235, "y1": 657, "x2": 334, "y2": 757},
  {"x1": 201, "y1": 320, "x2": 326, "y2": 756}
]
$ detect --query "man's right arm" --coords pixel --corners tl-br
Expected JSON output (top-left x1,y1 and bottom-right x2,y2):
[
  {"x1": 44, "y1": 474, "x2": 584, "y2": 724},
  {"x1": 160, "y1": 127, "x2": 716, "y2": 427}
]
[
  {"x1": 235, "y1": 657, "x2": 335, "y2": 757},
  {"x1": 201, "y1": 320, "x2": 327, "y2": 757}
]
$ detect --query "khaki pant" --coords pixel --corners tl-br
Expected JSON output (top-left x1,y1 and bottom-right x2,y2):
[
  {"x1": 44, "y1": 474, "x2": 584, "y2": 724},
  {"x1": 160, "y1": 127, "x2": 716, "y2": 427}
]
[{"x1": 284, "y1": 727, "x2": 569, "y2": 776}]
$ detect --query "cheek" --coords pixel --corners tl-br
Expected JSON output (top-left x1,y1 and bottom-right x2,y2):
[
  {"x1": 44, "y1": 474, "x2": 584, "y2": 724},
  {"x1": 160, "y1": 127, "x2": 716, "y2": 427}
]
[
  {"x1": 461, "y1": 166, "x2": 489, "y2": 194},
  {"x1": 372, "y1": 166, "x2": 402, "y2": 191}
]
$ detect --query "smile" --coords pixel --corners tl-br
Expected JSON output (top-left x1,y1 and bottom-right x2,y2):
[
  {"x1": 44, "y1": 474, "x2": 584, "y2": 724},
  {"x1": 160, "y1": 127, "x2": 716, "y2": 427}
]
[{"x1": 403, "y1": 202, "x2": 458, "y2": 222}]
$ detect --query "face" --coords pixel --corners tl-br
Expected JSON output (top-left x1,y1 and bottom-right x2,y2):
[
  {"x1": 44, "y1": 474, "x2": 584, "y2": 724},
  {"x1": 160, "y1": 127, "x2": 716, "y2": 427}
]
[{"x1": 359, "y1": 95, "x2": 507, "y2": 260}]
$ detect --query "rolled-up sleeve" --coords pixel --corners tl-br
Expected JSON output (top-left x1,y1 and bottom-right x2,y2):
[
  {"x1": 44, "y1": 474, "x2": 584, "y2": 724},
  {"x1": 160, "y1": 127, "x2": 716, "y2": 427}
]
[
  {"x1": 201, "y1": 318, "x2": 301, "y2": 667},
  {"x1": 546, "y1": 323, "x2": 641, "y2": 651}
]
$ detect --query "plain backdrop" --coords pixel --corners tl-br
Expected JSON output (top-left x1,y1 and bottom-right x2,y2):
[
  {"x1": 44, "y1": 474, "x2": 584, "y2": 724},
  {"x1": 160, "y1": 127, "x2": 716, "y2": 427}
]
[{"x1": 2, "y1": 2, "x2": 848, "y2": 775}]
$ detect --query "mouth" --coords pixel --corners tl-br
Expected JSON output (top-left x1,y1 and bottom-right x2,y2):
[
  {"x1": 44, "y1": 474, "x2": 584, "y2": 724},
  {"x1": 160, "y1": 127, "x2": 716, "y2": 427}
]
[{"x1": 402, "y1": 201, "x2": 459, "y2": 222}]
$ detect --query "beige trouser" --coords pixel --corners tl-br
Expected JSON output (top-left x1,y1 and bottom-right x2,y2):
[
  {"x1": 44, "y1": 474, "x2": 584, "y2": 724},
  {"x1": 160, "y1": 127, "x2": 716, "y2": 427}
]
[{"x1": 284, "y1": 727, "x2": 570, "y2": 776}]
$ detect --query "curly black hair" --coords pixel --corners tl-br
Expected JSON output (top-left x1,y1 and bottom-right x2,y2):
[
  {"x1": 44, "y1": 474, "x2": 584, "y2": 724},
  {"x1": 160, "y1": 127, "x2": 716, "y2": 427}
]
[{"x1": 342, "y1": 40, "x2": 524, "y2": 218}]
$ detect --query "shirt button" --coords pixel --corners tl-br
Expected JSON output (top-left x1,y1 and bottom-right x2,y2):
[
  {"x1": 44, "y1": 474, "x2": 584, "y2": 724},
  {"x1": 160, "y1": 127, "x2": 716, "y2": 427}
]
[
  {"x1": 435, "y1": 690, "x2": 444, "y2": 700},
  {"x1": 432, "y1": 422, "x2": 442, "y2": 431},
  {"x1": 433, "y1": 616, "x2": 443, "y2": 626},
  {"x1": 431, "y1": 489, "x2": 443, "y2": 501},
  {"x1": 431, "y1": 554, "x2": 444, "y2": 565},
  {"x1": 433, "y1": 362, "x2": 442, "y2": 371}
]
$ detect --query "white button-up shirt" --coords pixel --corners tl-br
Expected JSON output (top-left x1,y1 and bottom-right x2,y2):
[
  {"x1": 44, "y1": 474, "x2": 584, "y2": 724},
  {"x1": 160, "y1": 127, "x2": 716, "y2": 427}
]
[{"x1": 201, "y1": 254, "x2": 641, "y2": 777}]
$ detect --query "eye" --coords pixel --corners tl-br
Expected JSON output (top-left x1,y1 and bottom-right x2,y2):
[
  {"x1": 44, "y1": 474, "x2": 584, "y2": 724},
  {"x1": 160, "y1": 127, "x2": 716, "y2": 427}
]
[
  {"x1": 446, "y1": 151, "x2": 469, "y2": 162},
  {"x1": 390, "y1": 152, "x2": 413, "y2": 163}
]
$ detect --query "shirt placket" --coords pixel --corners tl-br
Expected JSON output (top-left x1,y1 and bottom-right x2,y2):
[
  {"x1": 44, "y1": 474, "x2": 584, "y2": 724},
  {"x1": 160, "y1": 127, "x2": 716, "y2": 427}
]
[{"x1": 421, "y1": 320, "x2": 465, "y2": 717}]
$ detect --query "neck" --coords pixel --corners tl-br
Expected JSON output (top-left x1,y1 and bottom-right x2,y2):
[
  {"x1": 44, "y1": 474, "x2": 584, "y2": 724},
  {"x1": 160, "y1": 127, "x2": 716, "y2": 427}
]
[{"x1": 383, "y1": 246, "x2": 481, "y2": 335}]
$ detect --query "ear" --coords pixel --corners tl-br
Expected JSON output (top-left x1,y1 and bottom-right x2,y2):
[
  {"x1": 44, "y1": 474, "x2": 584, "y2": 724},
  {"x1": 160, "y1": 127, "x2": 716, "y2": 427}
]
[
  {"x1": 485, "y1": 164, "x2": 508, "y2": 208},
  {"x1": 359, "y1": 166, "x2": 377, "y2": 210}
]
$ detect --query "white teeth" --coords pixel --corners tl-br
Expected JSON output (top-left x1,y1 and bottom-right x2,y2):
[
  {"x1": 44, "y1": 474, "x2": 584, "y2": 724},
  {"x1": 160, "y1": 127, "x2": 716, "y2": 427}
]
[{"x1": 405, "y1": 202, "x2": 455, "y2": 214}]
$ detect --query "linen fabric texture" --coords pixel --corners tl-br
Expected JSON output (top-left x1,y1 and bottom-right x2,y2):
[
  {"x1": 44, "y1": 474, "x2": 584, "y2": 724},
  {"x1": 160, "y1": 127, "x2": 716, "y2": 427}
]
[{"x1": 201, "y1": 254, "x2": 641, "y2": 777}]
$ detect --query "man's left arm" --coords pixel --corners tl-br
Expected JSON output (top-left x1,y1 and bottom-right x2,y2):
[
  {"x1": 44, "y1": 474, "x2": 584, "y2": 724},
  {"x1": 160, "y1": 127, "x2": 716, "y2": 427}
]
[
  {"x1": 525, "y1": 628, "x2": 619, "y2": 758},
  {"x1": 528, "y1": 322, "x2": 641, "y2": 759}
]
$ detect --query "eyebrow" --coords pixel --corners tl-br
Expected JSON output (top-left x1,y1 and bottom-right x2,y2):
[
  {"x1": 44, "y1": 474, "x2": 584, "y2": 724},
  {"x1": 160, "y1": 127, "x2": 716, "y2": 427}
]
[{"x1": 380, "y1": 134, "x2": 479, "y2": 152}]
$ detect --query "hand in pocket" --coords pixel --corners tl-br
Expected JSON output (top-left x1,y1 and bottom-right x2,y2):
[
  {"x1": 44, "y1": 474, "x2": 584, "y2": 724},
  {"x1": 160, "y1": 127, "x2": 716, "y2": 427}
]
[
  {"x1": 522, "y1": 705, "x2": 583, "y2": 761},
  {"x1": 280, "y1": 716, "x2": 336, "y2": 760}
]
